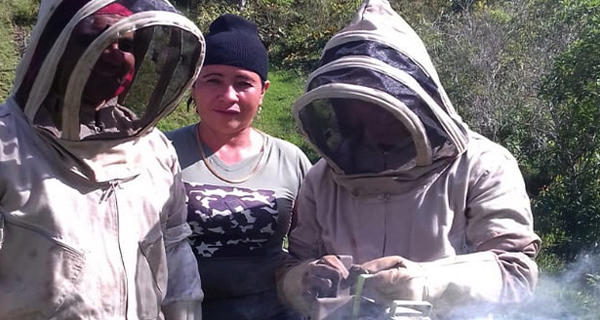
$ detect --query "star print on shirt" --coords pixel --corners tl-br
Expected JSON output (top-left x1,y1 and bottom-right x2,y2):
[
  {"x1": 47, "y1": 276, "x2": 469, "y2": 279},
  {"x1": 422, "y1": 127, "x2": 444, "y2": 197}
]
[{"x1": 185, "y1": 183, "x2": 278, "y2": 258}]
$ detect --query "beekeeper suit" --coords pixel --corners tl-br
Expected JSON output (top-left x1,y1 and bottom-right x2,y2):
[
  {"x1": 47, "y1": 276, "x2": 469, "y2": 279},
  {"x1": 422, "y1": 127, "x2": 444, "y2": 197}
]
[
  {"x1": 277, "y1": 0, "x2": 541, "y2": 318},
  {"x1": 0, "y1": 0, "x2": 205, "y2": 319}
]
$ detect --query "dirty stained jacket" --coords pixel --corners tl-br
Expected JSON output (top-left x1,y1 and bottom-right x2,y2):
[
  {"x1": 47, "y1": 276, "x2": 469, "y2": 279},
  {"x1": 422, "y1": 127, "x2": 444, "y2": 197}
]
[
  {"x1": 0, "y1": 0, "x2": 205, "y2": 319},
  {"x1": 279, "y1": 0, "x2": 540, "y2": 318}
]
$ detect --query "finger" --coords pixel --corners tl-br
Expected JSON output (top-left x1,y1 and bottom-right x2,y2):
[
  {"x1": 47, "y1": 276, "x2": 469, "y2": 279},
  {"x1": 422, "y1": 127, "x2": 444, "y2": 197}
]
[
  {"x1": 306, "y1": 274, "x2": 333, "y2": 292},
  {"x1": 362, "y1": 269, "x2": 399, "y2": 291},
  {"x1": 311, "y1": 264, "x2": 343, "y2": 283},
  {"x1": 342, "y1": 264, "x2": 369, "y2": 288},
  {"x1": 349, "y1": 264, "x2": 368, "y2": 276},
  {"x1": 319, "y1": 255, "x2": 350, "y2": 278},
  {"x1": 365, "y1": 268, "x2": 420, "y2": 295},
  {"x1": 361, "y1": 256, "x2": 403, "y2": 273},
  {"x1": 362, "y1": 268, "x2": 422, "y2": 299},
  {"x1": 306, "y1": 274, "x2": 337, "y2": 297}
]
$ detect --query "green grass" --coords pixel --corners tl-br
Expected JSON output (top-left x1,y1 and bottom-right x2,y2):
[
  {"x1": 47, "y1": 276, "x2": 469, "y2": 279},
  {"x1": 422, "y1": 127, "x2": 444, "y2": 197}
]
[
  {"x1": 156, "y1": 94, "x2": 197, "y2": 132},
  {"x1": 254, "y1": 69, "x2": 319, "y2": 162},
  {"x1": 0, "y1": 0, "x2": 37, "y2": 101},
  {"x1": 0, "y1": 2, "x2": 20, "y2": 101},
  {"x1": 158, "y1": 68, "x2": 319, "y2": 163}
]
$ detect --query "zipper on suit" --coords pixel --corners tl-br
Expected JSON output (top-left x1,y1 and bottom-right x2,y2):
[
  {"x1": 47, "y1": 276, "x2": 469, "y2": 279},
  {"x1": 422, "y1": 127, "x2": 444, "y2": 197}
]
[
  {"x1": 381, "y1": 193, "x2": 391, "y2": 256},
  {"x1": 0, "y1": 214, "x2": 4, "y2": 250},
  {"x1": 99, "y1": 180, "x2": 120, "y2": 203},
  {"x1": 102, "y1": 180, "x2": 129, "y2": 316}
]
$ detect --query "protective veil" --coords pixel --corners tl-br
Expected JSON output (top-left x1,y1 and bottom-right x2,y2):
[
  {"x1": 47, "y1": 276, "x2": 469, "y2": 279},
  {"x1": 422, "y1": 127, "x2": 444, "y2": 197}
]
[
  {"x1": 293, "y1": 0, "x2": 469, "y2": 196},
  {"x1": 0, "y1": 0, "x2": 205, "y2": 319},
  {"x1": 280, "y1": 0, "x2": 541, "y2": 319}
]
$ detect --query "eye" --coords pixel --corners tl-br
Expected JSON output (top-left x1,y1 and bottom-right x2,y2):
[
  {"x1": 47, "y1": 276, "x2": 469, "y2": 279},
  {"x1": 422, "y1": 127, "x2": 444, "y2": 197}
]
[
  {"x1": 74, "y1": 31, "x2": 100, "y2": 47},
  {"x1": 118, "y1": 38, "x2": 134, "y2": 53},
  {"x1": 73, "y1": 20, "x2": 110, "y2": 47},
  {"x1": 236, "y1": 81, "x2": 253, "y2": 90},
  {"x1": 203, "y1": 78, "x2": 221, "y2": 85}
]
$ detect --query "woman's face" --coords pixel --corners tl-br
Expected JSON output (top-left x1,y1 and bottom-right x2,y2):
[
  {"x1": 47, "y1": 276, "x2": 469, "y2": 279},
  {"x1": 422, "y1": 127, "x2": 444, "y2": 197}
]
[{"x1": 193, "y1": 64, "x2": 269, "y2": 136}]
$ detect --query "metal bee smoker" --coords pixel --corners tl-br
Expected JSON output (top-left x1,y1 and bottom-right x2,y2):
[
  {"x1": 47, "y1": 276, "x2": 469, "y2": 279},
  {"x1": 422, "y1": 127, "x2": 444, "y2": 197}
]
[{"x1": 310, "y1": 257, "x2": 432, "y2": 320}]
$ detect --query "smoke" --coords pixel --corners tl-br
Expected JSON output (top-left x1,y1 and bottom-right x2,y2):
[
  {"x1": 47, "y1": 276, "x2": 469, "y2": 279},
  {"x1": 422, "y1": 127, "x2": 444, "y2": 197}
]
[
  {"x1": 298, "y1": 252, "x2": 600, "y2": 319},
  {"x1": 492, "y1": 251, "x2": 600, "y2": 320}
]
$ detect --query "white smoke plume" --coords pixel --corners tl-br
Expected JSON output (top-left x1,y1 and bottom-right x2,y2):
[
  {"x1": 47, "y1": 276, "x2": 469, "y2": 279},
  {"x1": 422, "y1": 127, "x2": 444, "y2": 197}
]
[{"x1": 493, "y1": 251, "x2": 600, "y2": 320}]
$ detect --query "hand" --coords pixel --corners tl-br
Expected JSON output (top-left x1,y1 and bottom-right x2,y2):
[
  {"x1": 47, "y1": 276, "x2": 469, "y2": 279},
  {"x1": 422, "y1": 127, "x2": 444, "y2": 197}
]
[
  {"x1": 162, "y1": 300, "x2": 202, "y2": 320},
  {"x1": 360, "y1": 256, "x2": 427, "y2": 304},
  {"x1": 304, "y1": 255, "x2": 350, "y2": 298}
]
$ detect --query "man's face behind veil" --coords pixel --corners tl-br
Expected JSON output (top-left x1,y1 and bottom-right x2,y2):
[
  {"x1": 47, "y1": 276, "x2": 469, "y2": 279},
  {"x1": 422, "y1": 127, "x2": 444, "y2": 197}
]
[
  {"x1": 57, "y1": 12, "x2": 136, "y2": 107},
  {"x1": 337, "y1": 99, "x2": 411, "y2": 149}
]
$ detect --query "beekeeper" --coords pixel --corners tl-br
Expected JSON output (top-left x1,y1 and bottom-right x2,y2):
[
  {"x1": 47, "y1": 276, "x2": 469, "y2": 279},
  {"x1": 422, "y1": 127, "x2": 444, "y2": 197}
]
[
  {"x1": 0, "y1": 0, "x2": 205, "y2": 318},
  {"x1": 277, "y1": 0, "x2": 541, "y2": 318}
]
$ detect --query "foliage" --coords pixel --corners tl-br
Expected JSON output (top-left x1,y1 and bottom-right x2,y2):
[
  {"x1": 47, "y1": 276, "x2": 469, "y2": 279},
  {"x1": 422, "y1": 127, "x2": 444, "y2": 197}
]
[
  {"x1": 250, "y1": 0, "x2": 361, "y2": 72},
  {"x1": 424, "y1": 0, "x2": 569, "y2": 185},
  {"x1": 187, "y1": 0, "x2": 362, "y2": 72},
  {"x1": 534, "y1": 0, "x2": 600, "y2": 259}
]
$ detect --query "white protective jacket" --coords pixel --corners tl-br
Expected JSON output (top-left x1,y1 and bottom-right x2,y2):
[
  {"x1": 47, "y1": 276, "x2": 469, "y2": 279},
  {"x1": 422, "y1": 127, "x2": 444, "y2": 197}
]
[
  {"x1": 279, "y1": 0, "x2": 540, "y2": 318},
  {"x1": 0, "y1": 0, "x2": 205, "y2": 319}
]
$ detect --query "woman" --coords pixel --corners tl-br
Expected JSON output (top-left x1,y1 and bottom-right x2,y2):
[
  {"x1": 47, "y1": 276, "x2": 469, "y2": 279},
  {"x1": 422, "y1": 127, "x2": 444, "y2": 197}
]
[{"x1": 166, "y1": 14, "x2": 311, "y2": 320}]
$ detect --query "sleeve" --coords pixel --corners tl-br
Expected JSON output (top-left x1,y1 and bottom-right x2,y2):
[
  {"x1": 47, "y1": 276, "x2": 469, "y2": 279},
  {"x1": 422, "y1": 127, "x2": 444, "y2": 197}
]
[
  {"x1": 290, "y1": 147, "x2": 313, "y2": 213},
  {"x1": 276, "y1": 164, "x2": 325, "y2": 315},
  {"x1": 160, "y1": 143, "x2": 204, "y2": 320},
  {"x1": 287, "y1": 164, "x2": 326, "y2": 261},
  {"x1": 279, "y1": 139, "x2": 312, "y2": 195},
  {"x1": 465, "y1": 146, "x2": 540, "y2": 301},
  {"x1": 0, "y1": 212, "x2": 4, "y2": 251},
  {"x1": 421, "y1": 145, "x2": 540, "y2": 313},
  {"x1": 297, "y1": 150, "x2": 313, "y2": 181}
]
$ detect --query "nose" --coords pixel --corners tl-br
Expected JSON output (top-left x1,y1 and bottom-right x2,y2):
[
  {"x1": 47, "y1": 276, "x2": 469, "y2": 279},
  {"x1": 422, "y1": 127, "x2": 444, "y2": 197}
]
[
  {"x1": 102, "y1": 42, "x2": 125, "y2": 64},
  {"x1": 104, "y1": 41, "x2": 122, "y2": 53},
  {"x1": 101, "y1": 42, "x2": 135, "y2": 70},
  {"x1": 221, "y1": 84, "x2": 239, "y2": 102}
]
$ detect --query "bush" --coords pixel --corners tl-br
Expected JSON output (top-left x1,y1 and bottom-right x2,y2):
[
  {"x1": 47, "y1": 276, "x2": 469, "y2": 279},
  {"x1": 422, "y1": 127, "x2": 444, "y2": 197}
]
[{"x1": 535, "y1": 0, "x2": 600, "y2": 260}]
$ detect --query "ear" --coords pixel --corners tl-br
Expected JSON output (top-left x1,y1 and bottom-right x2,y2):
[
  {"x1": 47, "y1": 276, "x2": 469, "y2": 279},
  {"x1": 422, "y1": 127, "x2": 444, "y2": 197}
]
[{"x1": 258, "y1": 80, "x2": 270, "y2": 105}]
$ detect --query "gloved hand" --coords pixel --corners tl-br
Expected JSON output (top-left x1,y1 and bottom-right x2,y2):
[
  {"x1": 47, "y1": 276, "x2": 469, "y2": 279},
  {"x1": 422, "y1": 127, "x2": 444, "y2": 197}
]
[
  {"x1": 278, "y1": 255, "x2": 353, "y2": 316},
  {"x1": 162, "y1": 300, "x2": 202, "y2": 320},
  {"x1": 360, "y1": 256, "x2": 427, "y2": 304},
  {"x1": 304, "y1": 255, "x2": 351, "y2": 298}
]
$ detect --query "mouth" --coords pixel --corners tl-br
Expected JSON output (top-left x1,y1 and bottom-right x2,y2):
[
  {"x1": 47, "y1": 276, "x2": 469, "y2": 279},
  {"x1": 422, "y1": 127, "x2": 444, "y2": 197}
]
[
  {"x1": 92, "y1": 63, "x2": 127, "y2": 84},
  {"x1": 213, "y1": 106, "x2": 241, "y2": 115},
  {"x1": 82, "y1": 63, "x2": 133, "y2": 104}
]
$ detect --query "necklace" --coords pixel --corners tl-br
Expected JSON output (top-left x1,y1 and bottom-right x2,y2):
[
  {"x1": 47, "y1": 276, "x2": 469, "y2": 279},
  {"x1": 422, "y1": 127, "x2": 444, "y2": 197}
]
[{"x1": 195, "y1": 124, "x2": 266, "y2": 184}]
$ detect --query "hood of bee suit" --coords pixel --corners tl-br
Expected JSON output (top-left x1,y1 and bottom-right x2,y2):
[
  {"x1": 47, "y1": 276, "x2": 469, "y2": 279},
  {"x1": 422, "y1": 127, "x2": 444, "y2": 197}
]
[
  {"x1": 292, "y1": 0, "x2": 470, "y2": 196},
  {"x1": 5, "y1": 0, "x2": 205, "y2": 182}
]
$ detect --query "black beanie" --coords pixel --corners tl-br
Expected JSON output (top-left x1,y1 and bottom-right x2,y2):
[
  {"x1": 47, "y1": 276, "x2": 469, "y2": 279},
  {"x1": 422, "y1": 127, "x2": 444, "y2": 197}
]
[{"x1": 203, "y1": 14, "x2": 268, "y2": 81}]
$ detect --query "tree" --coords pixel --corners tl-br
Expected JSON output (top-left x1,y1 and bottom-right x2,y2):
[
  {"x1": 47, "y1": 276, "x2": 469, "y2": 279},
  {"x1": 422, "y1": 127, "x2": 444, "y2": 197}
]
[{"x1": 535, "y1": 0, "x2": 600, "y2": 259}]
